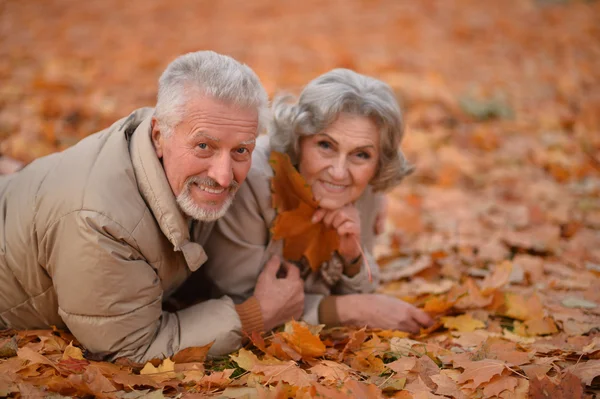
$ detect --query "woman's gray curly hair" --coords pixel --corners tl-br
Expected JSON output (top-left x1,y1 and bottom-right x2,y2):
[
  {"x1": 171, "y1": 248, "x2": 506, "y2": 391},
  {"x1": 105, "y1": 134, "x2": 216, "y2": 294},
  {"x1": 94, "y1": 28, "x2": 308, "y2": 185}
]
[{"x1": 268, "y1": 68, "x2": 412, "y2": 192}]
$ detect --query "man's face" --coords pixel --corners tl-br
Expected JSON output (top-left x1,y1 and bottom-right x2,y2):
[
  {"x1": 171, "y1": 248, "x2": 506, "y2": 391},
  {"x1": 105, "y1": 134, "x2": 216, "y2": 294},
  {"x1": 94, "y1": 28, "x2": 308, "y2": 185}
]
[{"x1": 152, "y1": 94, "x2": 259, "y2": 221}]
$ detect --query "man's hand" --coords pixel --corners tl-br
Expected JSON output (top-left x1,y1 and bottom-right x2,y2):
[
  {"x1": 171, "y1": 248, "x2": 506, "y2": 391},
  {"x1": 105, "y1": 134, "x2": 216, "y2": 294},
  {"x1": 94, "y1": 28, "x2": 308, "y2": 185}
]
[
  {"x1": 254, "y1": 255, "x2": 305, "y2": 331},
  {"x1": 336, "y1": 294, "x2": 434, "y2": 334},
  {"x1": 312, "y1": 205, "x2": 362, "y2": 264}
]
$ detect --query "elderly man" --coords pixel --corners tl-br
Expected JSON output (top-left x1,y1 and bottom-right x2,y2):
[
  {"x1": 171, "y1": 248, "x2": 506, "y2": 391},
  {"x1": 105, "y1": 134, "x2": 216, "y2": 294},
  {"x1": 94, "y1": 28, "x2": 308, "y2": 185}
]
[{"x1": 0, "y1": 51, "x2": 304, "y2": 362}]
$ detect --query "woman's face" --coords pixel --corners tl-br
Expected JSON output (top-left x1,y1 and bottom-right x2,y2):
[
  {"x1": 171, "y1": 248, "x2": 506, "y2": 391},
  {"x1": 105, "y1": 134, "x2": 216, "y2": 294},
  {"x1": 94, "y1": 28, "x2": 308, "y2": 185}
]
[{"x1": 298, "y1": 113, "x2": 380, "y2": 210}]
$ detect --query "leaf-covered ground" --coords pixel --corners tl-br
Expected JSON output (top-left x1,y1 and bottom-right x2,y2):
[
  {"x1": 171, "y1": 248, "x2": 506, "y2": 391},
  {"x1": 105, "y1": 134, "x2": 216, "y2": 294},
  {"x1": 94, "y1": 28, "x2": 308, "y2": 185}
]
[{"x1": 1, "y1": 0, "x2": 599, "y2": 398}]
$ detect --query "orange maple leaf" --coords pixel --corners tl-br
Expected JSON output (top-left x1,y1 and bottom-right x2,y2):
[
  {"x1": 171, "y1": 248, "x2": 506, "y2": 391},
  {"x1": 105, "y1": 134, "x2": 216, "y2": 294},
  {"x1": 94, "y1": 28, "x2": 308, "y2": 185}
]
[{"x1": 270, "y1": 151, "x2": 339, "y2": 271}]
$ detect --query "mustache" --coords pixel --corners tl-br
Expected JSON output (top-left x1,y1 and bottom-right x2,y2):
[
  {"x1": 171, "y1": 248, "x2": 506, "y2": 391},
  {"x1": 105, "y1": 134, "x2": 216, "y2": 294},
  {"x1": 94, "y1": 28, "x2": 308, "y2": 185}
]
[{"x1": 184, "y1": 176, "x2": 240, "y2": 192}]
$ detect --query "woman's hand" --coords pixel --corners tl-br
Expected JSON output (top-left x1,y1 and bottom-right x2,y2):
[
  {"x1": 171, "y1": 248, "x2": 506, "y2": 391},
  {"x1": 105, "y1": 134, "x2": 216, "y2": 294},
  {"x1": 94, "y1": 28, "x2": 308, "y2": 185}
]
[
  {"x1": 312, "y1": 204, "x2": 362, "y2": 264},
  {"x1": 336, "y1": 294, "x2": 434, "y2": 334}
]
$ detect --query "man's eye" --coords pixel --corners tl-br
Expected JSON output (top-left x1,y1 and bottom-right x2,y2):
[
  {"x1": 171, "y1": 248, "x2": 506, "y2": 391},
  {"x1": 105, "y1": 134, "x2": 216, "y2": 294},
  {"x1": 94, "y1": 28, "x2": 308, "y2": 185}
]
[
  {"x1": 318, "y1": 141, "x2": 331, "y2": 150},
  {"x1": 236, "y1": 147, "x2": 248, "y2": 154},
  {"x1": 198, "y1": 143, "x2": 208, "y2": 150}
]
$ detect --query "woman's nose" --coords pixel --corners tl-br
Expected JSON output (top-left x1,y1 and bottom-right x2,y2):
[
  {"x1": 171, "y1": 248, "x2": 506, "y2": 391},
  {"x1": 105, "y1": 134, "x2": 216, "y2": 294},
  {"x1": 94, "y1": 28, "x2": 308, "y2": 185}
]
[{"x1": 329, "y1": 157, "x2": 349, "y2": 181}]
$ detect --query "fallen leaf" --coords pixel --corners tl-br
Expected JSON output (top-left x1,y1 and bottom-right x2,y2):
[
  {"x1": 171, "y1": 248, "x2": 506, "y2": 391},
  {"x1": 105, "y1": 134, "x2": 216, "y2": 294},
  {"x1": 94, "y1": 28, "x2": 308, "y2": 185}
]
[
  {"x1": 480, "y1": 261, "x2": 513, "y2": 294},
  {"x1": 252, "y1": 361, "x2": 316, "y2": 387},
  {"x1": 566, "y1": 359, "x2": 600, "y2": 385},
  {"x1": 456, "y1": 359, "x2": 506, "y2": 389},
  {"x1": 309, "y1": 360, "x2": 353, "y2": 383},
  {"x1": 561, "y1": 296, "x2": 597, "y2": 309},
  {"x1": 482, "y1": 374, "x2": 519, "y2": 398},
  {"x1": 528, "y1": 372, "x2": 584, "y2": 398},
  {"x1": 62, "y1": 342, "x2": 85, "y2": 360},
  {"x1": 441, "y1": 314, "x2": 486, "y2": 332},
  {"x1": 281, "y1": 320, "x2": 326, "y2": 358},
  {"x1": 140, "y1": 358, "x2": 175, "y2": 375},
  {"x1": 172, "y1": 342, "x2": 213, "y2": 363},
  {"x1": 502, "y1": 292, "x2": 544, "y2": 320}
]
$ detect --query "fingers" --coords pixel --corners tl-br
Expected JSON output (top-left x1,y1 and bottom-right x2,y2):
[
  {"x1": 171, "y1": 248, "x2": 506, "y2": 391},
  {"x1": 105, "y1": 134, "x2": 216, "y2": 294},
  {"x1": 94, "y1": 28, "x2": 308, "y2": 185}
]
[
  {"x1": 280, "y1": 261, "x2": 301, "y2": 280},
  {"x1": 338, "y1": 220, "x2": 359, "y2": 236},
  {"x1": 412, "y1": 308, "x2": 434, "y2": 327},
  {"x1": 311, "y1": 208, "x2": 327, "y2": 224},
  {"x1": 262, "y1": 255, "x2": 281, "y2": 277}
]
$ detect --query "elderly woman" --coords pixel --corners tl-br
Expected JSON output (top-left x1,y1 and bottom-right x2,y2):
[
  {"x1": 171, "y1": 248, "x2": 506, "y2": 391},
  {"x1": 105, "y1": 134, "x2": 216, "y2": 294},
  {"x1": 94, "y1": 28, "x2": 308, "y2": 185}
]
[{"x1": 202, "y1": 69, "x2": 433, "y2": 334}]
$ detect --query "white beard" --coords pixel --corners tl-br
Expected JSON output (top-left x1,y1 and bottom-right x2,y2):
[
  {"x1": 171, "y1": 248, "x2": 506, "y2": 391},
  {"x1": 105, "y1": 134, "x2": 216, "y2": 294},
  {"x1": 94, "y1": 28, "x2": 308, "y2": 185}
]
[{"x1": 176, "y1": 177, "x2": 238, "y2": 222}]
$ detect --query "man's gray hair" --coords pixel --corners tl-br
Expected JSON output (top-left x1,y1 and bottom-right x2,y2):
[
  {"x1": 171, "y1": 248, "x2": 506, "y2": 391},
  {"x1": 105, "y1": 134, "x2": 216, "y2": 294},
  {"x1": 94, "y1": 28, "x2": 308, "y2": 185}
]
[
  {"x1": 155, "y1": 51, "x2": 269, "y2": 136},
  {"x1": 269, "y1": 68, "x2": 412, "y2": 192}
]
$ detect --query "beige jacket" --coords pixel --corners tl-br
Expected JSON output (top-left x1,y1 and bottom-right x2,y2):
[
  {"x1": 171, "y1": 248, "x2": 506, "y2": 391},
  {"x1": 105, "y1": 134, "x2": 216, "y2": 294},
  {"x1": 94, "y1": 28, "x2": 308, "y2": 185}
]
[
  {"x1": 0, "y1": 108, "x2": 261, "y2": 362},
  {"x1": 202, "y1": 136, "x2": 381, "y2": 325}
]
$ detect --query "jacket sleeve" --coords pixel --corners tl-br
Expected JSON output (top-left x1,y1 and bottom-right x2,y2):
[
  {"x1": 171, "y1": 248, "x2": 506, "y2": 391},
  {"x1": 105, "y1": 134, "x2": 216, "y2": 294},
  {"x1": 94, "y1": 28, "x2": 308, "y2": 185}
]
[
  {"x1": 45, "y1": 210, "x2": 244, "y2": 362},
  {"x1": 202, "y1": 169, "x2": 273, "y2": 304}
]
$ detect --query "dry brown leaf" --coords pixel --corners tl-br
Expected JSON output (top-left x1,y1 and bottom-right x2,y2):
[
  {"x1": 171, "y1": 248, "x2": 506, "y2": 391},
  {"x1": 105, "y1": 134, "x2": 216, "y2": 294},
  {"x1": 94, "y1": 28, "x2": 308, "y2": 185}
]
[
  {"x1": 172, "y1": 343, "x2": 213, "y2": 363},
  {"x1": 528, "y1": 372, "x2": 584, "y2": 399},
  {"x1": 456, "y1": 359, "x2": 506, "y2": 389},
  {"x1": 270, "y1": 151, "x2": 339, "y2": 270},
  {"x1": 566, "y1": 359, "x2": 600, "y2": 386}
]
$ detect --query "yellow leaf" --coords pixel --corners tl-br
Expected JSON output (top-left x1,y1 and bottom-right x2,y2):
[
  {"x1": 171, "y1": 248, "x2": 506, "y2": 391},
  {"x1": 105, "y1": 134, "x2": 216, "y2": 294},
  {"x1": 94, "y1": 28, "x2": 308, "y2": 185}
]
[
  {"x1": 441, "y1": 314, "x2": 485, "y2": 332},
  {"x1": 140, "y1": 358, "x2": 175, "y2": 375},
  {"x1": 62, "y1": 342, "x2": 84, "y2": 360},
  {"x1": 502, "y1": 292, "x2": 544, "y2": 321},
  {"x1": 480, "y1": 261, "x2": 513, "y2": 294}
]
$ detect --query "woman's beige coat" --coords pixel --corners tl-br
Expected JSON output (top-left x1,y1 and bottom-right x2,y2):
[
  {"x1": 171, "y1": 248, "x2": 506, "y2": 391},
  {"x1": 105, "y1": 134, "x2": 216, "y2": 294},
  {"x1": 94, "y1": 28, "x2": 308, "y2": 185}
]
[
  {"x1": 202, "y1": 136, "x2": 381, "y2": 324},
  {"x1": 0, "y1": 108, "x2": 251, "y2": 362}
]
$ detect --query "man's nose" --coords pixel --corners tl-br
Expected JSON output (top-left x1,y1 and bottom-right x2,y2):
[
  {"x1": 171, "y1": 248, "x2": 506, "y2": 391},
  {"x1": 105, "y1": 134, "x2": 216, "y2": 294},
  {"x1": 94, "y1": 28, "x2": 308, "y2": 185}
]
[{"x1": 207, "y1": 151, "x2": 233, "y2": 188}]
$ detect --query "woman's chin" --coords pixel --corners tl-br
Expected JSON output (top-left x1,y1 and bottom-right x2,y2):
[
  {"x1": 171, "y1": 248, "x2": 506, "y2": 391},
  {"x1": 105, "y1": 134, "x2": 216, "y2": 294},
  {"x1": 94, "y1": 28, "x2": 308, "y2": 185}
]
[{"x1": 316, "y1": 197, "x2": 351, "y2": 210}]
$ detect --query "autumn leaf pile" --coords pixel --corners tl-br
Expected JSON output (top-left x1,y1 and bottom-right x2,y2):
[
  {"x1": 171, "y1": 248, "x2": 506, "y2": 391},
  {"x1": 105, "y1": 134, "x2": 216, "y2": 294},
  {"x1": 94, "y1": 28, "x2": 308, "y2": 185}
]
[{"x1": 1, "y1": 0, "x2": 600, "y2": 398}]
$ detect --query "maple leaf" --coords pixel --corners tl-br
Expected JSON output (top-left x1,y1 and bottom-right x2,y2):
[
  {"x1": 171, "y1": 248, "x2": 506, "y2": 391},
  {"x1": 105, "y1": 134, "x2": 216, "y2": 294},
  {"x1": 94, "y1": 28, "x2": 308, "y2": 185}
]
[
  {"x1": 17, "y1": 346, "x2": 58, "y2": 370},
  {"x1": 441, "y1": 314, "x2": 486, "y2": 332},
  {"x1": 480, "y1": 261, "x2": 513, "y2": 294},
  {"x1": 566, "y1": 359, "x2": 600, "y2": 386},
  {"x1": 62, "y1": 342, "x2": 85, "y2": 361},
  {"x1": 112, "y1": 371, "x2": 161, "y2": 389},
  {"x1": 140, "y1": 358, "x2": 175, "y2": 375},
  {"x1": 386, "y1": 357, "x2": 417, "y2": 374},
  {"x1": 502, "y1": 292, "x2": 544, "y2": 321},
  {"x1": 528, "y1": 372, "x2": 584, "y2": 398},
  {"x1": 67, "y1": 365, "x2": 117, "y2": 397},
  {"x1": 269, "y1": 151, "x2": 339, "y2": 270},
  {"x1": 252, "y1": 362, "x2": 316, "y2": 387},
  {"x1": 431, "y1": 370, "x2": 469, "y2": 399},
  {"x1": 482, "y1": 373, "x2": 519, "y2": 398},
  {"x1": 309, "y1": 360, "x2": 353, "y2": 384},
  {"x1": 281, "y1": 320, "x2": 326, "y2": 358},
  {"x1": 172, "y1": 342, "x2": 213, "y2": 363},
  {"x1": 456, "y1": 359, "x2": 506, "y2": 389}
]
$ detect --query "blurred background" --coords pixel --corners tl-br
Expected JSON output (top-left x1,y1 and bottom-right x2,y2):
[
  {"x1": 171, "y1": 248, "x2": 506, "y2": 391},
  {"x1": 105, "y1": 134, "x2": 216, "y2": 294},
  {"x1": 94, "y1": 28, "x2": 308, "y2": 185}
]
[{"x1": 1, "y1": 0, "x2": 599, "y2": 266}]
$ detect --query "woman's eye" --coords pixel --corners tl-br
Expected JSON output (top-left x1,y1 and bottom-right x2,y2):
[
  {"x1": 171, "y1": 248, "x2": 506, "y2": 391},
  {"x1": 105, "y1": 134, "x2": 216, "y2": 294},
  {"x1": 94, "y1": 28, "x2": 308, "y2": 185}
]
[
  {"x1": 318, "y1": 141, "x2": 331, "y2": 150},
  {"x1": 356, "y1": 152, "x2": 371, "y2": 160},
  {"x1": 198, "y1": 143, "x2": 208, "y2": 150}
]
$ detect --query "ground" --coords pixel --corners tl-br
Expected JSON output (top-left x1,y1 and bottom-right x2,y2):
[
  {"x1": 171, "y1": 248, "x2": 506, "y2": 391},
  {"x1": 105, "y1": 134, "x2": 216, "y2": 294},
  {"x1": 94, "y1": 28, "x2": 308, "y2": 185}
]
[{"x1": 0, "y1": 0, "x2": 599, "y2": 398}]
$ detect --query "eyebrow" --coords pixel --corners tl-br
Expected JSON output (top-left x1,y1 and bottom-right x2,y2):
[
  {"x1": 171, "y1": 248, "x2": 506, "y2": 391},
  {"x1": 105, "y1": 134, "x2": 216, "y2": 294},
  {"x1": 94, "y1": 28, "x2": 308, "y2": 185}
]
[
  {"x1": 192, "y1": 132, "x2": 256, "y2": 146},
  {"x1": 193, "y1": 132, "x2": 219, "y2": 142},
  {"x1": 318, "y1": 133, "x2": 376, "y2": 150}
]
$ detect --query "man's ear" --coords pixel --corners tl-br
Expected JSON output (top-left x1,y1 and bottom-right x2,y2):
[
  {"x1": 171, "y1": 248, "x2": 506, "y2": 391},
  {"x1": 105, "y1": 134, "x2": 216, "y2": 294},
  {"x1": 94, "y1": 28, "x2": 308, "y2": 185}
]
[{"x1": 151, "y1": 117, "x2": 164, "y2": 158}]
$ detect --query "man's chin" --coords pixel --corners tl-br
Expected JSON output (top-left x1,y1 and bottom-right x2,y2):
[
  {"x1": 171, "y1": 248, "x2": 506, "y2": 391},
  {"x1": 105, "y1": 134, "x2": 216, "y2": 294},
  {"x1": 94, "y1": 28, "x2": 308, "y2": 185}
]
[{"x1": 177, "y1": 193, "x2": 234, "y2": 222}]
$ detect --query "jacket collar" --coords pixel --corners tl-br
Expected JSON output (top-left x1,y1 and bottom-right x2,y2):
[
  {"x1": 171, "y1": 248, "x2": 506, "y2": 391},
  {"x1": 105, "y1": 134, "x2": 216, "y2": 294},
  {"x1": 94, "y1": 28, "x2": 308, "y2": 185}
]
[{"x1": 128, "y1": 108, "x2": 207, "y2": 271}]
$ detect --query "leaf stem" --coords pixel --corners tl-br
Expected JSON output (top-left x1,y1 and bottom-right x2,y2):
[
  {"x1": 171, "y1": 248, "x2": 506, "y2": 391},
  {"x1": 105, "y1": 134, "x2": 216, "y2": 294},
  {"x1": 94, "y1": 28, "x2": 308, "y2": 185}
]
[{"x1": 353, "y1": 236, "x2": 373, "y2": 282}]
